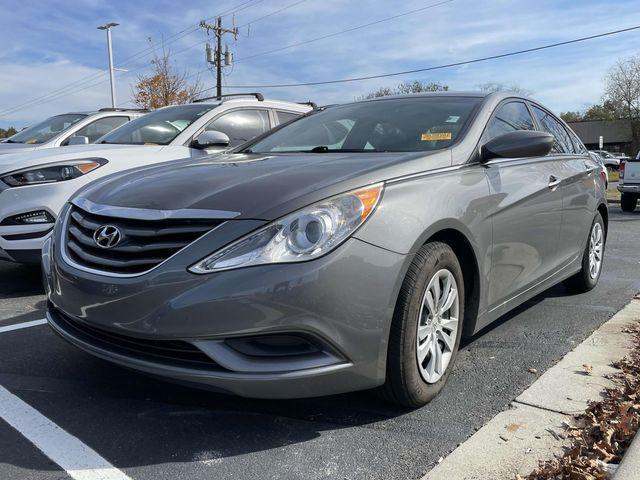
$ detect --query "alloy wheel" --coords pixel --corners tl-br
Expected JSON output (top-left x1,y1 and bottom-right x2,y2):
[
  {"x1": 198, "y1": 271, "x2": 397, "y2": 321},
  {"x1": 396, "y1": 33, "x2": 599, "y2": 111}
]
[
  {"x1": 416, "y1": 269, "x2": 460, "y2": 383},
  {"x1": 588, "y1": 222, "x2": 604, "y2": 280}
]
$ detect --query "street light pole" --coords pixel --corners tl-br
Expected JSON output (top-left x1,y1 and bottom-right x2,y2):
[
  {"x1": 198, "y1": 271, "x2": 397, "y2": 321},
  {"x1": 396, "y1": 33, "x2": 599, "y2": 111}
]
[{"x1": 97, "y1": 22, "x2": 119, "y2": 108}]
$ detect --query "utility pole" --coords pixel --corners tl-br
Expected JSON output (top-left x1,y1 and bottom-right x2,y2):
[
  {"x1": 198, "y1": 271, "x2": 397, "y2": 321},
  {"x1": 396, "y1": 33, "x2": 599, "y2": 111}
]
[
  {"x1": 200, "y1": 17, "x2": 238, "y2": 98},
  {"x1": 97, "y1": 22, "x2": 119, "y2": 108}
]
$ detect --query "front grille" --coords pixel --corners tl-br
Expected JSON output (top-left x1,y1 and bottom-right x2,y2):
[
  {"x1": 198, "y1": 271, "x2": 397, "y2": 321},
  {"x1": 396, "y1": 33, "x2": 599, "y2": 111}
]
[
  {"x1": 50, "y1": 306, "x2": 223, "y2": 371},
  {"x1": 65, "y1": 205, "x2": 223, "y2": 275}
]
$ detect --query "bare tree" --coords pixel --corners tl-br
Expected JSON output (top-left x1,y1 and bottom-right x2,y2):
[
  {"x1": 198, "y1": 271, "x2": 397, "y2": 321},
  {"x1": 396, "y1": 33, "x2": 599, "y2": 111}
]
[
  {"x1": 358, "y1": 81, "x2": 448, "y2": 100},
  {"x1": 132, "y1": 46, "x2": 202, "y2": 109},
  {"x1": 478, "y1": 82, "x2": 532, "y2": 96},
  {"x1": 604, "y1": 55, "x2": 640, "y2": 151}
]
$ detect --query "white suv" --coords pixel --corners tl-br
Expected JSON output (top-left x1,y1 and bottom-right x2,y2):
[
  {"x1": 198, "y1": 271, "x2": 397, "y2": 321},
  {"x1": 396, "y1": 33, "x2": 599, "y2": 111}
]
[
  {"x1": 0, "y1": 109, "x2": 147, "y2": 155},
  {"x1": 0, "y1": 95, "x2": 312, "y2": 263}
]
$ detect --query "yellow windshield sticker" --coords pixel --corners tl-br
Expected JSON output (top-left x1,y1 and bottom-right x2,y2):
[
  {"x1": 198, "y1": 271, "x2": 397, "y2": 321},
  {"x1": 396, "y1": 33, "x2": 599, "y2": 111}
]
[{"x1": 421, "y1": 132, "x2": 452, "y2": 141}]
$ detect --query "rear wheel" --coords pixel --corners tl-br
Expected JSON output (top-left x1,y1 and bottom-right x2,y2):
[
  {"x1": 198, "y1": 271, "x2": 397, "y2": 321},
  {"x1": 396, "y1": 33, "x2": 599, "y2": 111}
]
[
  {"x1": 564, "y1": 212, "x2": 605, "y2": 293},
  {"x1": 621, "y1": 193, "x2": 638, "y2": 212},
  {"x1": 380, "y1": 242, "x2": 464, "y2": 408}
]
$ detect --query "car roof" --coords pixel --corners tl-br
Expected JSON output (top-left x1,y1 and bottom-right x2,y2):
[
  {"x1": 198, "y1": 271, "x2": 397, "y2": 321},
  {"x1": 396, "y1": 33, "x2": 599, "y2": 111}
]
[{"x1": 153, "y1": 98, "x2": 312, "y2": 111}]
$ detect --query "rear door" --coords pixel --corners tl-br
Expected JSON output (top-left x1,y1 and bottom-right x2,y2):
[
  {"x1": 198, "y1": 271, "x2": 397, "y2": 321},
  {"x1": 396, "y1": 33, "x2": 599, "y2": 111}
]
[
  {"x1": 530, "y1": 104, "x2": 596, "y2": 266},
  {"x1": 482, "y1": 100, "x2": 564, "y2": 309}
]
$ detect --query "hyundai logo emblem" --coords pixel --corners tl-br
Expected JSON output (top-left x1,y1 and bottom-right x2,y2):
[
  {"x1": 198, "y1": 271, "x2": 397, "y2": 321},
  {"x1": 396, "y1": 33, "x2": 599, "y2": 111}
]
[{"x1": 93, "y1": 225, "x2": 122, "y2": 249}]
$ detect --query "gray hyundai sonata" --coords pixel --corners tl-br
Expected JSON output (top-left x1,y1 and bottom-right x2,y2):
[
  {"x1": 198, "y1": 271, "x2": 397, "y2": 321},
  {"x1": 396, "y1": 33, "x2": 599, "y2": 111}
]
[{"x1": 44, "y1": 92, "x2": 607, "y2": 407}]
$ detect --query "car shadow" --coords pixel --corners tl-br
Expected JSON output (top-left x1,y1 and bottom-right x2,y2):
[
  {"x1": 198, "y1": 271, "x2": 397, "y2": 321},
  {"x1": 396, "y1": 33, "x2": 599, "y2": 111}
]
[{"x1": 0, "y1": 261, "x2": 43, "y2": 297}]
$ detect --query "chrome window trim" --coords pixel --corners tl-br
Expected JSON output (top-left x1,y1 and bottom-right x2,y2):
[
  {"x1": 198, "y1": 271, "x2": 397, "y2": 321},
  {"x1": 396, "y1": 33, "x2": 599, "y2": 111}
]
[{"x1": 71, "y1": 197, "x2": 240, "y2": 221}]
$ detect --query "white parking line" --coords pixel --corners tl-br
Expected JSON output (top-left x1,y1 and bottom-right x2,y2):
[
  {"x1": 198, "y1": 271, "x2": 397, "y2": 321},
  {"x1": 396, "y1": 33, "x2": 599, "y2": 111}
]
[
  {"x1": 0, "y1": 384, "x2": 132, "y2": 480},
  {"x1": 0, "y1": 318, "x2": 47, "y2": 334}
]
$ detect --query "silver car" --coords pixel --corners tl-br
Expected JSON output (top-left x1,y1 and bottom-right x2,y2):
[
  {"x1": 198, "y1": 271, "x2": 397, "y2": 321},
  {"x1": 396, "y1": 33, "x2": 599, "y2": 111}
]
[
  {"x1": 0, "y1": 109, "x2": 147, "y2": 155},
  {"x1": 44, "y1": 92, "x2": 607, "y2": 407}
]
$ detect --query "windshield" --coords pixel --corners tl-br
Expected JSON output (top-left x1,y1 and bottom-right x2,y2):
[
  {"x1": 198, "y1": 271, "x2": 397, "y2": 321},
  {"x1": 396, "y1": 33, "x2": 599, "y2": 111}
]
[
  {"x1": 7, "y1": 114, "x2": 87, "y2": 144},
  {"x1": 98, "y1": 104, "x2": 216, "y2": 145},
  {"x1": 245, "y1": 96, "x2": 481, "y2": 154}
]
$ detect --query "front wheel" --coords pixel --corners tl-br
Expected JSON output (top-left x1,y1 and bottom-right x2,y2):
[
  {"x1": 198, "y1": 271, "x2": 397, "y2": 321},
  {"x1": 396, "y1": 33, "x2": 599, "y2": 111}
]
[
  {"x1": 621, "y1": 193, "x2": 638, "y2": 212},
  {"x1": 380, "y1": 242, "x2": 464, "y2": 408},
  {"x1": 564, "y1": 212, "x2": 605, "y2": 293}
]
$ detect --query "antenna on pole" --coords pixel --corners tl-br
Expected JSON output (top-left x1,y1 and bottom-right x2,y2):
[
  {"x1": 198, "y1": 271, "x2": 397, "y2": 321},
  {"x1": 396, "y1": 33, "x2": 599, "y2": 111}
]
[{"x1": 200, "y1": 17, "x2": 239, "y2": 98}]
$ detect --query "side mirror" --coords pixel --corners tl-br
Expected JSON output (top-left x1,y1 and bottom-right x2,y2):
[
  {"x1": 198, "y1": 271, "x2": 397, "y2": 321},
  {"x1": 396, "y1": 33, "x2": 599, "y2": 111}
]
[
  {"x1": 192, "y1": 130, "x2": 230, "y2": 150},
  {"x1": 480, "y1": 130, "x2": 554, "y2": 162},
  {"x1": 67, "y1": 135, "x2": 89, "y2": 145}
]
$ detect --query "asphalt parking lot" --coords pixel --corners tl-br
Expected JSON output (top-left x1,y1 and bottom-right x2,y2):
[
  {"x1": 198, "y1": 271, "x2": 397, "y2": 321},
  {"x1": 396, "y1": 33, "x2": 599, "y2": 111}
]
[{"x1": 1, "y1": 208, "x2": 640, "y2": 480}]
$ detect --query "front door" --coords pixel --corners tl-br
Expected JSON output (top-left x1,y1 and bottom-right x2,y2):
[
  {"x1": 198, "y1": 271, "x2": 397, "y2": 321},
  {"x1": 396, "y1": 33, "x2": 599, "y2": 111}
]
[{"x1": 481, "y1": 100, "x2": 564, "y2": 309}]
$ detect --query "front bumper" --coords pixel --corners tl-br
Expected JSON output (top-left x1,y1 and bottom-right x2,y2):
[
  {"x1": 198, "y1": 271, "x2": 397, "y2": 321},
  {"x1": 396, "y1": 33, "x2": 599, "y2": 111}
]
[
  {"x1": 0, "y1": 180, "x2": 82, "y2": 263},
  {"x1": 618, "y1": 184, "x2": 640, "y2": 194},
  {"x1": 45, "y1": 226, "x2": 410, "y2": 398}
]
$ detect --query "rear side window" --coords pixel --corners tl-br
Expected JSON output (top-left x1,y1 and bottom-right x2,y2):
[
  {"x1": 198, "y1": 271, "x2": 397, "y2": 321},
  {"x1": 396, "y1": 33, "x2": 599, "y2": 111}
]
[
  {"x1": 206, "y1": 109, "x2": 271, "y2": 147},
  {"x1": 67, "y1": 116, "x2": 129, "y2": 144},
  {"x1": 484, "y1": 101, "x2": 535, "y2": 142},
  {"x1": 531, "y1": 106, "x2": 575, "y2": 154},
  {"x1": 276, "y1": 110, "x2": 301, "y2": 124}
]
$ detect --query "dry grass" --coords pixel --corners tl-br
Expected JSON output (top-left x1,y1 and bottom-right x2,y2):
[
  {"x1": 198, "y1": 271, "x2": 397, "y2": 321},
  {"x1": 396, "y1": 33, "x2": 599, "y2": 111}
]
[
  {"x1": 519, "y1": 322, "x2": 640, "y2": 480},
  {"x1": 608, "y1": 169, "x2": 620, "y2": 183}
]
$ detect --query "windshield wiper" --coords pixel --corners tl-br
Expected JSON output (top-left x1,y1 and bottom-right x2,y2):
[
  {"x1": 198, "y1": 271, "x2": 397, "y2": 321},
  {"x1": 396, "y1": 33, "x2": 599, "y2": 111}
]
[{"x1": 310, "y1": 146, "x2": 377, "y2": 153}]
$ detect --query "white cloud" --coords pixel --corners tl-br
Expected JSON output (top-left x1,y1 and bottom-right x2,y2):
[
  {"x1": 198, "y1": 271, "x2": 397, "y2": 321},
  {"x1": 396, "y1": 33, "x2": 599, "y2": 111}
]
[{"x1": 3, "y1": 0, "x2": 640, "y2": 127}]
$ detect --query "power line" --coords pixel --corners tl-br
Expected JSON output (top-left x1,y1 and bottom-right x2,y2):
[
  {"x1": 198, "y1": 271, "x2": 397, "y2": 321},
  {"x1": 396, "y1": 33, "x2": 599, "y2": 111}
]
[
  {"x1": 0, "y1": 0, "x2": 264, "y2": 118},
  {"x1": 193, "y1": 24, "x2": 640, "y2": 91},
  {"x1": 234, "y1": 0, "x2": 455, "y2": 63}
]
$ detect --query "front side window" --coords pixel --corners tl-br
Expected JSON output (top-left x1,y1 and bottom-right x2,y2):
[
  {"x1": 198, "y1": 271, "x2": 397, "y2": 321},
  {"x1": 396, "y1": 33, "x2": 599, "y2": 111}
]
[
  {"x1": 206, "y1": 109, "x2": 271, "y2": 147},
  {"x1": 245, "y1": 97, "x2": 481, "y2": 154},
  {"x1": 484, "y1": 101, "x2": 535, "y2": 142},
  {"x1": 532, "y1": 106, "x2": 575, "y2": 154},
  {"x1": 65, "y1": 116, "x2": 129, "y2": 144},
  {"x1": 98, "y1": 105, "x2": 216, "y2": 145},
  {"x1": 7, "y1": 114, "x2": 87, "y2": 144}
]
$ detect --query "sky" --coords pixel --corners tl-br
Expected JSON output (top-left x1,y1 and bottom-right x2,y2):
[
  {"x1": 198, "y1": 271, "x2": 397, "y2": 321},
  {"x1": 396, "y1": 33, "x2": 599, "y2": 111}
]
[{"x1": 1, "y1": 0, "x2": 640, "y2": 129}]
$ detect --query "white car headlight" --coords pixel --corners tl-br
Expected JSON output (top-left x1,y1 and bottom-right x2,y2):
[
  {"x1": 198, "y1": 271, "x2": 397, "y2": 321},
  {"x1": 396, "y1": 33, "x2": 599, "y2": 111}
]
[
  {"x1": 0, "y1": 158, "x2": 107, "y2": 187},
  {"x1": 189, "y1": 183, "x2": 384, "y2": 274}
]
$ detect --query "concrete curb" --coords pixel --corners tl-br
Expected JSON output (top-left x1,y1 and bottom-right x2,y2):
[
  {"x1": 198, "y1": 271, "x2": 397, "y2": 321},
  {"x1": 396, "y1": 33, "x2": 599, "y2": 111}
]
[
  {"x1": 614, "y1": 426, "x2": 640, "y2": 479},
  {"x1": 423, "y1": 299, "x2": 640, "y2": 480}
]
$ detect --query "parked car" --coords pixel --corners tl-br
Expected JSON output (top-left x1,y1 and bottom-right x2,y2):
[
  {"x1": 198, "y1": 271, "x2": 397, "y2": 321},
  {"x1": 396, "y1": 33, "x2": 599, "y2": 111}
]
[
  {"x1": 44, "y1": 92, "x2": 607, "y2": 407},
  {"x1": 618, "y1": 152, "x2": 640, "y2": 211},
  {"x1": 592, "y1": 150, "x2": 626, "y2": 169},
  {"x1": 0, "y1": 108, "x2": 147, "y2": 155},
  {"x1": 589, "y1": 151, "x2": 609, "y2": 189},
  {"x1": 0, "y1": 94, "x2": 312, "y2": 263}
]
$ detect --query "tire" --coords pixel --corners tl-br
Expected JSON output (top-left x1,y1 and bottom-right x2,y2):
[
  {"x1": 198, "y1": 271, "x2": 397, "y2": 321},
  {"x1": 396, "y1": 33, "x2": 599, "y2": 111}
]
[
  {"x1": 621, "y1": 193, "x2": 638, "y2": 212},
  {"x1": 564, "y1": 212, "x2": 605, "y2": 293},
  {"x1": 380, "y1": 242, "x2": 464, "y2": 408}
]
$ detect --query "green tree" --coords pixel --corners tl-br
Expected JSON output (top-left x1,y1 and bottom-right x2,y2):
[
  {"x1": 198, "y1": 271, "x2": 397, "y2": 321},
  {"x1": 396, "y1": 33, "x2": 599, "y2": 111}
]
[
  {"x1": 0, "y1": 127, "x2": 17, "y2": 139},
  {"x1": 358, "y1": 81, "x2": 448, "y2": 99},
  {"x1": 478, "y1": 82, "x2": 532, "y2": 96},
  {"x1": 560, "y1": 111, "x2": 583, "y2": 122}
]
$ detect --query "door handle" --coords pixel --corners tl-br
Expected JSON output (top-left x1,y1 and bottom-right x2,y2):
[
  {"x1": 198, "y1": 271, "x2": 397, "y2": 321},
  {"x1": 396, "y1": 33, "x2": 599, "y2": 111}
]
[
  {"x1": 548, "y1": 175, "x2": 561, "y2": 189},
  {"x1": 584, "y1": 162, "x2": 594, "y2": 175}
]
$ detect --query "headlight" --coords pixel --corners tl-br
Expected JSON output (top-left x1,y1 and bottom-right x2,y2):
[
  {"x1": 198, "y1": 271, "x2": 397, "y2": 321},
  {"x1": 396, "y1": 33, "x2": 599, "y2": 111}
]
[
  {"x1": 189, "y1": 183, "x2": 384, "y2": 274},
  {"x1": 0, "y1": 158, "x2": 107, "y2": 187}
]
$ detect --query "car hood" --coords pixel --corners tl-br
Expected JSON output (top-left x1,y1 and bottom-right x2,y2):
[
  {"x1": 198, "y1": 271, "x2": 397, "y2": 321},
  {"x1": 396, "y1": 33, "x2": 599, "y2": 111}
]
[
  {"x1": 0, "y1": 143, "x2": 37, "y2": 155},
  {"x1": 0, "y1": 144, "x2": 187, "y2": 174},
  {"x1": 79, "y1": 150, "x2": 451, "y2": 220}
]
